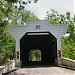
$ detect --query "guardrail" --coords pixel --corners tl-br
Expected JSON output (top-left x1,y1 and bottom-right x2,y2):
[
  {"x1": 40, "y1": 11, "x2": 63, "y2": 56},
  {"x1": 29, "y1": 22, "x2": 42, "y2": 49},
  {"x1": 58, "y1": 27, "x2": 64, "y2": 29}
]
[
  {"x1": 0, "y1": 60, "x2": 16, "y2": 75},
  {"x1": 62, "y1": 58, "x2": 75, "y2": 69},
  {"x1": 1, "y1": 58, "x2": 75, "y2": 75}
]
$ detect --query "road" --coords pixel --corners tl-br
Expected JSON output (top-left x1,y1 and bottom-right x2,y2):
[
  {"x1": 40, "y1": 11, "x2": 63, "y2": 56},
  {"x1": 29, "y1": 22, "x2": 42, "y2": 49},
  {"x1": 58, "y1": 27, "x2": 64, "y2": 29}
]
[{"x1": 7, "y1": 66, "x2": 75, "y2": 75}]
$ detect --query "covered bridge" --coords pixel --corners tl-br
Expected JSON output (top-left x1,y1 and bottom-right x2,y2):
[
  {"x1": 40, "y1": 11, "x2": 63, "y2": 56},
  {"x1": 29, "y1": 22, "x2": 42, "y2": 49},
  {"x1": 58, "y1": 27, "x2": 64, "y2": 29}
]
[{"x1": 8, "y1": 20, "x2": 67, "y2": 67}]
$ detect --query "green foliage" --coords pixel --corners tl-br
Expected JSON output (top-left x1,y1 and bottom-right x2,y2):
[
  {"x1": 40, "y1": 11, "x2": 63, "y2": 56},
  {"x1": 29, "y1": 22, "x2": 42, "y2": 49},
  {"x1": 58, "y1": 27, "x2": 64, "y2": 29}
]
[
  {"x1": 9, "y1": 8, "x2": 38, "y2": 26},
  {"x1": 29, "y1": 49, "x2": 41, "y2": 61},
  {"x1": 0, "y1": 0, "x2": 14, "y2": 64},
  {"x1": 5, "y1": 0, "x2": 38, "y2": 9},
  {"x1": 5, "y1": 0, "x2": 38, "y2": 3},
  {"x1": 0, "y1": 0, "x2": 38, "y2": 65},
  {"x1": 0, "y1": 26, "x2": 15, "y2": 65},
  {"x1": 46, "y1": 9, "x2": 75, "y2": 60},
  {"x1": 62, "y1": 36, "x2": 75, "y2": 60}
]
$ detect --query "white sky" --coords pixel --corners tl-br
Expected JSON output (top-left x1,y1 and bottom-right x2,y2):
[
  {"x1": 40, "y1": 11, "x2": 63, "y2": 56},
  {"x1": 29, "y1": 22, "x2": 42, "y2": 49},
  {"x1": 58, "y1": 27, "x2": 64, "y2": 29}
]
[{"x1": 25, "y1": 0, "x2": 74, "y2": 20}]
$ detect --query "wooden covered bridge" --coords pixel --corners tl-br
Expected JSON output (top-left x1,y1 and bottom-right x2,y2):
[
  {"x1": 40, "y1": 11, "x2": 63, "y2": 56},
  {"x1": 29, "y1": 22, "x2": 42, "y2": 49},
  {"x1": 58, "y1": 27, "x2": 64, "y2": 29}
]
[{"x1": 8, "y1": 20, "x2": 67, "y2": 67}]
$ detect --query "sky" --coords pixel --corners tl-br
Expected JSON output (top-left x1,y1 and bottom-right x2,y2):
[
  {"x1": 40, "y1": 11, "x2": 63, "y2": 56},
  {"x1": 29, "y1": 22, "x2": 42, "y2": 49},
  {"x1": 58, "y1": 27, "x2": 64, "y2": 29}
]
[{"x1": 25, "y1": 0, "x2": 74, "y2": 20}]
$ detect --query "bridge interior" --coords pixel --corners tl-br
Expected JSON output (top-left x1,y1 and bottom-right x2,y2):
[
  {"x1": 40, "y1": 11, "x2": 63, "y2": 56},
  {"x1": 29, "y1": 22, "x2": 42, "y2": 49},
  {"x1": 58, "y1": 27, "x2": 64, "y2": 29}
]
[{"x1": 20, "y1": 32, "x2": 57, "y2": 67}]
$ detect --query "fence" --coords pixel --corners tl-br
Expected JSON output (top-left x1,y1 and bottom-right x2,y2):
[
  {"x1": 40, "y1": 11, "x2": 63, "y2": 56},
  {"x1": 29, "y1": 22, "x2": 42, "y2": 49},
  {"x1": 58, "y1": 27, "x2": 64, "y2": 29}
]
[
  {"x1": 62, "y1": 58, "x2": 75, "y2": 69},
  {"x1": 0, "y1": 60, "x2": 16, "y2": 75}
]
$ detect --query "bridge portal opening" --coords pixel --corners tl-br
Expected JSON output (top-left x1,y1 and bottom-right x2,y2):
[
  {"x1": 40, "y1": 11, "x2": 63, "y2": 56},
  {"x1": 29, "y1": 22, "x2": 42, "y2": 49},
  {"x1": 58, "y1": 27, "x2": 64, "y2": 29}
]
[
  {"x1": 20, "y1": 32, "x2": 57, "y2": 67},
  {"x1": 29, "y1": 49, "x2": 41, "y2": 61}
]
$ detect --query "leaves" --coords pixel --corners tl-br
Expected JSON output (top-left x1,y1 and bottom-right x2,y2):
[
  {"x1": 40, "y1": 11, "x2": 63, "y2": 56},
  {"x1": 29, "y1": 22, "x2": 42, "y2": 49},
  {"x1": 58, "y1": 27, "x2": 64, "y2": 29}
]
[
  {"x1": 9, "y1": 9, "x2": 38, "y2": 26},
  {"x1": 0, "y1": 0, "x2": 38, "y2": 65},
  {"x1": 5, "y1": 0, "x2": 18, "y2": 3},
  {"x1": 46, "y1": 9, "x2": 75, "y2": 60}
]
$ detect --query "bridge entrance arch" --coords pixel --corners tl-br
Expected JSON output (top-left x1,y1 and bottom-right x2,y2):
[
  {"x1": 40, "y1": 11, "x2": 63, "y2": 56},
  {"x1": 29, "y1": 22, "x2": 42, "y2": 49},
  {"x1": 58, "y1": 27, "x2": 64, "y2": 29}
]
[{"x1": 20, "y1": 32, "x2": 57, "y2": 67}]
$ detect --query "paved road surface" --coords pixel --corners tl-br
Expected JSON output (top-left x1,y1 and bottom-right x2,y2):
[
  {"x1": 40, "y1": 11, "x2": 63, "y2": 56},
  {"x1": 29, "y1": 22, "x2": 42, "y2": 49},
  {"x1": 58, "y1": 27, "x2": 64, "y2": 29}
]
[{"x1": 7, "y1": 66, "x2": 75, "y2": 75}]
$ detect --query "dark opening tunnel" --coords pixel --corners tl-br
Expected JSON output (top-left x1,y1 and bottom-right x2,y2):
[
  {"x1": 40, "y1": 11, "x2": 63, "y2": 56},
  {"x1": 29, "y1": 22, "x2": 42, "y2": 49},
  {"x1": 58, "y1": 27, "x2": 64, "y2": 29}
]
[{"x1": 20, "y1": 32, "x2": 57, "y2": 67}]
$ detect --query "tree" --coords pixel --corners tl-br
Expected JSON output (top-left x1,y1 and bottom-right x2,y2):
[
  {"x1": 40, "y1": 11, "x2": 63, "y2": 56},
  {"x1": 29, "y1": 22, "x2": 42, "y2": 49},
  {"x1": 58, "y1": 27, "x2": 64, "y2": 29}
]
[
  {"x1": 46, "y1": 9, "x2": 75, "y2": 59},
  {"x1": 9, "y1": 8, "x2": 38, "y2": 26},
  {"x1": 5, "y1": 0, "x2": 38, "y2": 3},
  {"x1": 0, "y1": 0, "x2": 38, "y2": 65}
]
